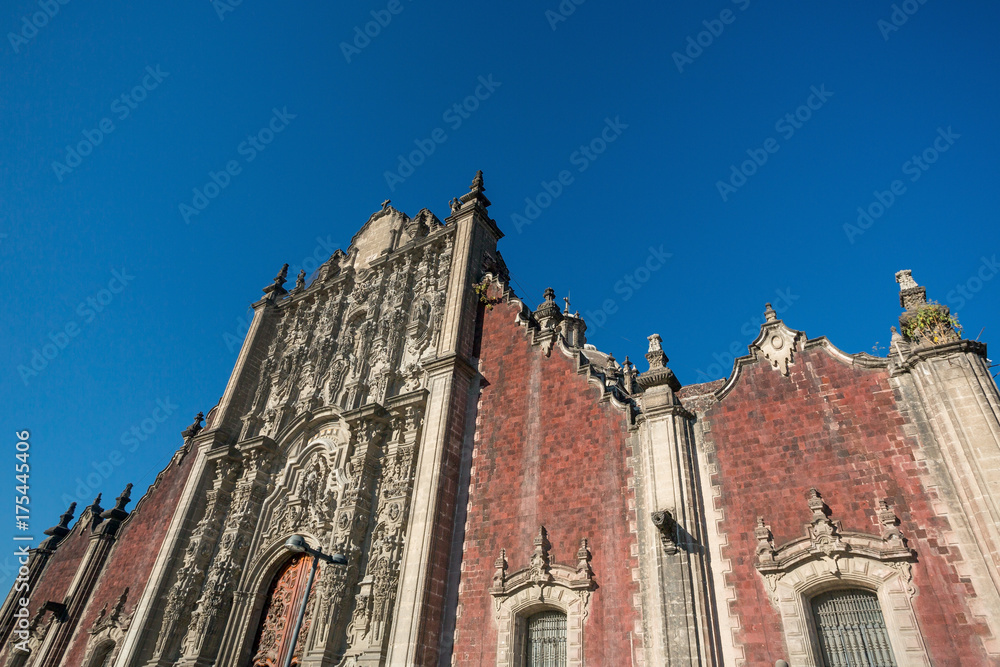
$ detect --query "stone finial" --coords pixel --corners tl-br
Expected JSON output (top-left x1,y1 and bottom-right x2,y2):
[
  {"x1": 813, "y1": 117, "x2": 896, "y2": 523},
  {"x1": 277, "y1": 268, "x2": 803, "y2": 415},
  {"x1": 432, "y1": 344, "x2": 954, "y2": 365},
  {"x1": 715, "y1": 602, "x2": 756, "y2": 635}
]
[
  {"x1": 645, "y1": 333, "x2": 668, "y2": 370},
  {"x1": 622, "y1": 356, "x2": 637, "y2": 393},
  {"x1": 895, "y1": 269, "x2": 927, "y2": 310},
  {"x1": 492, "y1": 548, "x2": 507, "y2": 589},
  {"x1": 764, "y1": 303, "x2": 777, "y2": 322},
  {"x1": 563, "y1": 295, "x2": 571, "y2": 315},
  {"x1": 806, "y1": 488, "x2": 845, "y2": 556},
  {"x1": 40, "y1": 502, "x2": 77, "y2": 549},
  {"x1": 638, "y1": 334, "x2": 681, "y2": 391},
  {"x1": 529, "y1": 526, "x2": 551, "y2": 581},
  {"x1": 59, "y1": 503, "x2": 77, "y2": 527},
  {"x1": 262, "y1": 263, "x2": 290, "y2": 301},
  {"x1": 807, "y1": 488, "x2": 826, "y2": 520},
  {"x1": 182, "y1": 412, "x2": 204, "y2": 439},
  {"x1": 458, "y1": 169, "x2": 491, "y2": 208},
  {"x1": 88, "y1": 494, "x2": 105, "y2": 530},
  {"x1": 877, "y1": 498, "x2": 905, "y2": 546},
  {"x1": 894, "y1": 270, "x2": 961, "y2": 346},
  {"x1": 755, "y1": 516, "x2": 775, "y2": 563},
  {"x1": 381, "y1": 199, "x2": 391, "y2": 210},
  {"x1": 470, "y1": 170, "x2": 485, "y2": 193},
  {"x1": 895, "y1": 269, "x2": 918, "y2": 291},
  {"x1": 534, "y1": 288, "x2": 562, "y2": 330},
  {"x1": 98, "y1": 484, "x2": 134, "y2": 535},
  {"x1": 114, "y1": 484, "x2": 133, "y2": 512},
  {"x1": 576, "y1": 539, "x2": 593, "y2": 580},
  {"x1": 295, "y1": 269, "x2": 306, "y2": 291},
  {"x1": 110, "y1": 587, "x2": 129, "y2": 621},
  {"x1": 274, "y1": 263, "x2": 288, "y2": 286}
]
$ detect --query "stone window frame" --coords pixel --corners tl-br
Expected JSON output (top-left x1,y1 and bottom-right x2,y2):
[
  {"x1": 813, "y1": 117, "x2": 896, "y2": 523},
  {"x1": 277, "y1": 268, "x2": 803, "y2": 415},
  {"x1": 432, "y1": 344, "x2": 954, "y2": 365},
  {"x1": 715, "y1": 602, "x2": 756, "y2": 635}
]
[
  {"x1": 754, "y1": 491, "x2": 929, "y2": 666},
  {"x1": 494, "y1": 587, "x2": 585, "y2": 667},
  {"x1": 489, "y1": 528, "x2": 594, "y2": 667},
  {"x1": 83, "y1": 638, "x2": 117, "y2": 667},
  {"x1": 764, "y1": 554, "x2": 927, "y2": 666}
]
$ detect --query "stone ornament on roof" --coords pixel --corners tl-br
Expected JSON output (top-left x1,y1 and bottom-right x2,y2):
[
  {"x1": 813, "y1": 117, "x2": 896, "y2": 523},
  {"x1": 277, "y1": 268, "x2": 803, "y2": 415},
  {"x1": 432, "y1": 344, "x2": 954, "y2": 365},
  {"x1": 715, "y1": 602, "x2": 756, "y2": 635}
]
[
  {"x1": 754, "y1": 489, "x2": 915, "y2": 583},
  {"x1": 637, "y1": 334, "x2": 681, "y2": 391},
  {"x1": 895, "y1": 269, "x2": 962, "y2": 347}
]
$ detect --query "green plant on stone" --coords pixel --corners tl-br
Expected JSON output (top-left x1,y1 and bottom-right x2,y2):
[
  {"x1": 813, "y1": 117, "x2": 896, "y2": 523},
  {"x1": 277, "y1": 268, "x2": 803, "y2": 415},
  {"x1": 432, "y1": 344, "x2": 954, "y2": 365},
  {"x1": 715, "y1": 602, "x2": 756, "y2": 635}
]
[
  {"x1": 473, "y1": 282, "x2": 503, "y2": 310},
  {"x1": 901, "y1": 301, "x2": 962, "y2": 345}
]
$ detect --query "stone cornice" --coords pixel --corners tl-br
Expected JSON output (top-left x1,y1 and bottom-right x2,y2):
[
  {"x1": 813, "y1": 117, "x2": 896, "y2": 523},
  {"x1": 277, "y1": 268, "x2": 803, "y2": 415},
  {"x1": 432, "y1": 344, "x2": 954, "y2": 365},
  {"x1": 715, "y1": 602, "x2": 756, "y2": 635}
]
[
  {"x1": 888, "y1": 338, "x2": 988, "y2": 376},
  {"x1": 476, "y1": 273, "x2": 641, "y2": 426}
]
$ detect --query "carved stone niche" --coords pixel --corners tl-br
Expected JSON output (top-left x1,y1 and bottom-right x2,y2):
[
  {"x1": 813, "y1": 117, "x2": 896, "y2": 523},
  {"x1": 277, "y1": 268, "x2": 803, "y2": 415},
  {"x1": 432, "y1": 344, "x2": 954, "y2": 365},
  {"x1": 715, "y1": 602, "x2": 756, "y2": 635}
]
[
  {"x1": 489, "y1": 528, "x2": 594, "y2": 667},
  {"x1": 754, "y1": 491, "x2": 927, "y2": 667}
]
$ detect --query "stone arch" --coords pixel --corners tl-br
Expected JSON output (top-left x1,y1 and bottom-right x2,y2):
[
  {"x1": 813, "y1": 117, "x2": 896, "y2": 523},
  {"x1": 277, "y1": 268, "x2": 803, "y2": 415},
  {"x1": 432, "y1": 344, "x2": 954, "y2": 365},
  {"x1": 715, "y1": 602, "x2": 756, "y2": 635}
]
[
  {"x1": 764, "y1": 553, "x2": 927, "y2": 666},
  {"x1": 493, "y1": 588, "x2": 588, "y2": 667},
  {"x1": 227, "y1": 534, "x2": 328, "y2": 667},
  {"x1": 245, "y1": 553, "x2": 315, "y2": 667},
  {"x1": 254, "y1": 427, "x2": 350, "y2": 557},
  {"x1": 488, "y1": 528, "x2": 594, "y2": 667},
  {"x1": 85, "y1": 639, "x2": 116, "y2": 667}
]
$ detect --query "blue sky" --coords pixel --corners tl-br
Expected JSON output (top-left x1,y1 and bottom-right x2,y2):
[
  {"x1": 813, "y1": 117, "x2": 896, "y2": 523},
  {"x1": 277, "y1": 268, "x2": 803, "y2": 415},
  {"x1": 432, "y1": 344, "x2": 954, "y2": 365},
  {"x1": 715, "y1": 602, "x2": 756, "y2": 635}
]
[{"x1": 2, "y1": 0, "x2": 998, "y2": 591}]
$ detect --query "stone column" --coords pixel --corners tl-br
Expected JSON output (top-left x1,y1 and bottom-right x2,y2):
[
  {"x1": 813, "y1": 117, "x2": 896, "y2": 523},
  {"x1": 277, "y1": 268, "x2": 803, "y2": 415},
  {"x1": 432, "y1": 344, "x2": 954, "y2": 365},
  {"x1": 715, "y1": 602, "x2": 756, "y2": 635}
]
[
  {"x1": 174, "y1": 439, "x2": 276, "y2": 667},
  {"x1": 889, "y1": 271, "x2": 1000, "y2": 654},
  {"x1": 385, "y1": 171, "x2": 501, "y2": 665},
  {"x1": 635, "y1": 335, "x2": 719, "y2": 666}
]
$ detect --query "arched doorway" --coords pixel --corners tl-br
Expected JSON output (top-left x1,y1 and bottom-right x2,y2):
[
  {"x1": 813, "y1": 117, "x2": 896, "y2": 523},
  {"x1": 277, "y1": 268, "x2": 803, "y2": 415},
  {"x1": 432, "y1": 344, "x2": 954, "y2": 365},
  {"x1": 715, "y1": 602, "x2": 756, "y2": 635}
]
[{"x1": 248, "y1": 554, "x2": 320, "y2": 667}]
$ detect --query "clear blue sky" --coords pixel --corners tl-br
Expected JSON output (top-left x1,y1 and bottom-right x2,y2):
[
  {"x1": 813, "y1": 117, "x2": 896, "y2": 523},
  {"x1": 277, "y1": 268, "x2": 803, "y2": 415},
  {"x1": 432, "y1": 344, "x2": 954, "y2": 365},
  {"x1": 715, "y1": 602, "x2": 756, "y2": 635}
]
[{"x1": 2, "y1": 0, "x2": 998, "y2": 591}]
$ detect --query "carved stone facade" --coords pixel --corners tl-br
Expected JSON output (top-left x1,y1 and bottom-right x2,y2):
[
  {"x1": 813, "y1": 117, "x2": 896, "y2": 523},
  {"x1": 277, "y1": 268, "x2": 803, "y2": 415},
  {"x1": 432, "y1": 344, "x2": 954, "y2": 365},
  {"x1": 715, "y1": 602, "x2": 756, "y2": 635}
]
[{"x1": 3, "y1": 173, "x2": 1000, "y2": 666}]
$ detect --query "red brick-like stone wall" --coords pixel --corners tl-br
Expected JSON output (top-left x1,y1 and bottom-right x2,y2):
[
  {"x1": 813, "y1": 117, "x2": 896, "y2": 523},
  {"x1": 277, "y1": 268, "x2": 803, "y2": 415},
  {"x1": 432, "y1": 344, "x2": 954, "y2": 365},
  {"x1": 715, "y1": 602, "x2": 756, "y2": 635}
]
[
  {"x1": 59, "y1": 443, "x2": 196, "y2": 666},
  {"x1": 0, "y1": 517, "x2": 92, "y2": 662},
  {"x1": 453, "y1": 298, "x2": 640, "y2": 665},
  {"x1": 700, "y1": 344, "x2": 991, "y2": 664}
]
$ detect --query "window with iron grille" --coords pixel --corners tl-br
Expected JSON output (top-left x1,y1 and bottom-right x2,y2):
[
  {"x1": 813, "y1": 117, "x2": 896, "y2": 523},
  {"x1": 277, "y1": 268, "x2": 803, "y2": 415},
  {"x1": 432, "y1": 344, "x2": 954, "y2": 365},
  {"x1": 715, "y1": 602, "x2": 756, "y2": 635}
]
[
  {"x1": 811, "y1": 589, "x2": 897, "y2": 667},
  {"x1": 524, "y1": 611, "x2": 567, "y2": 667}
]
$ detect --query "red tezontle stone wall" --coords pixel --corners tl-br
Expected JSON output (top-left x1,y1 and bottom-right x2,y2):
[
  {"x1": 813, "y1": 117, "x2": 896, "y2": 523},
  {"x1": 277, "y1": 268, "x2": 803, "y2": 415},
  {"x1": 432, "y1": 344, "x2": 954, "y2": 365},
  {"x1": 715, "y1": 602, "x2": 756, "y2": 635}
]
[
  {"x1": 453, "y1": 298, "x2": 640, "y2": 665},
  {"x1": 60, "y1": 445, "x2": 196, "y2": 666},
  {"x1": 32, "y1": 444, "x2": 196, "y2": 667},
  {"x1": 0, "y1": 518, "x2": 92, "y2": 663},
  {"x1": 698, "y1": 345, "x2": 991, "y2": 664}
]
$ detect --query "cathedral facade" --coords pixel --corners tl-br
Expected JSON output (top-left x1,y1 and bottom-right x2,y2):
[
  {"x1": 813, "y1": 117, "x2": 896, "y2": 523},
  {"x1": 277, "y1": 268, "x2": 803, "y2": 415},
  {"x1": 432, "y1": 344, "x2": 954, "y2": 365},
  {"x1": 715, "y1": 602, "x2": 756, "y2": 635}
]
[{"x1": 3, "y1": 172, "x2": 1000, "y2": 666}]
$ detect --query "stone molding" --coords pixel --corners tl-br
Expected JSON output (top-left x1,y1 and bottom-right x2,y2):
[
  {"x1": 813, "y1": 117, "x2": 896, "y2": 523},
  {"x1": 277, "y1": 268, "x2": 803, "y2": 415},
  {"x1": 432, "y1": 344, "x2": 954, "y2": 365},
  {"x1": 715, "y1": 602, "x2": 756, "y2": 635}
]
[
  {"x1": 715, "y1": 314, "x2": 886, "y2": 401},
  {"x1": 476, "y1": 272, "x2": 640, "y2": 426},
  {"x1": 489, "y1": 528, "x2": 594, "y2": 667},
  {"x1": 754, "y1": 491, "x2": 925, "y2": 666}
]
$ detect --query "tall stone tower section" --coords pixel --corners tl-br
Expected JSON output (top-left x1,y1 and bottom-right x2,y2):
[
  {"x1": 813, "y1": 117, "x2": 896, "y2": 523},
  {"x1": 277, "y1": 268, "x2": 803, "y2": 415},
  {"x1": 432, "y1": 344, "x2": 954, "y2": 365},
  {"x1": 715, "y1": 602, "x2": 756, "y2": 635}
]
[
  {"x1": 634, "y1": 335, "x2": 719, "y2": 666},
  {"x1": 106, "y1": 172, "x2": 503, "y2": 667},
  {"x1": 888, "y1": 270, "x2": 1000, "y2": 653}
]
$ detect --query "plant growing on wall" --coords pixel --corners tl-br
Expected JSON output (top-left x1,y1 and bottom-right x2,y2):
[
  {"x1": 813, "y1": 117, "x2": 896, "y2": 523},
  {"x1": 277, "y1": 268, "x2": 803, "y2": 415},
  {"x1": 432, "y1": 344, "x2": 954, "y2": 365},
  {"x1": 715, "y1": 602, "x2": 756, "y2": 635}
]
[
  {"x1": 473, "y1": 281, "x2": 503, "y2": 310},
  {"x1": 900, "y1": 301, "x2": 962, "y2": 346}
]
